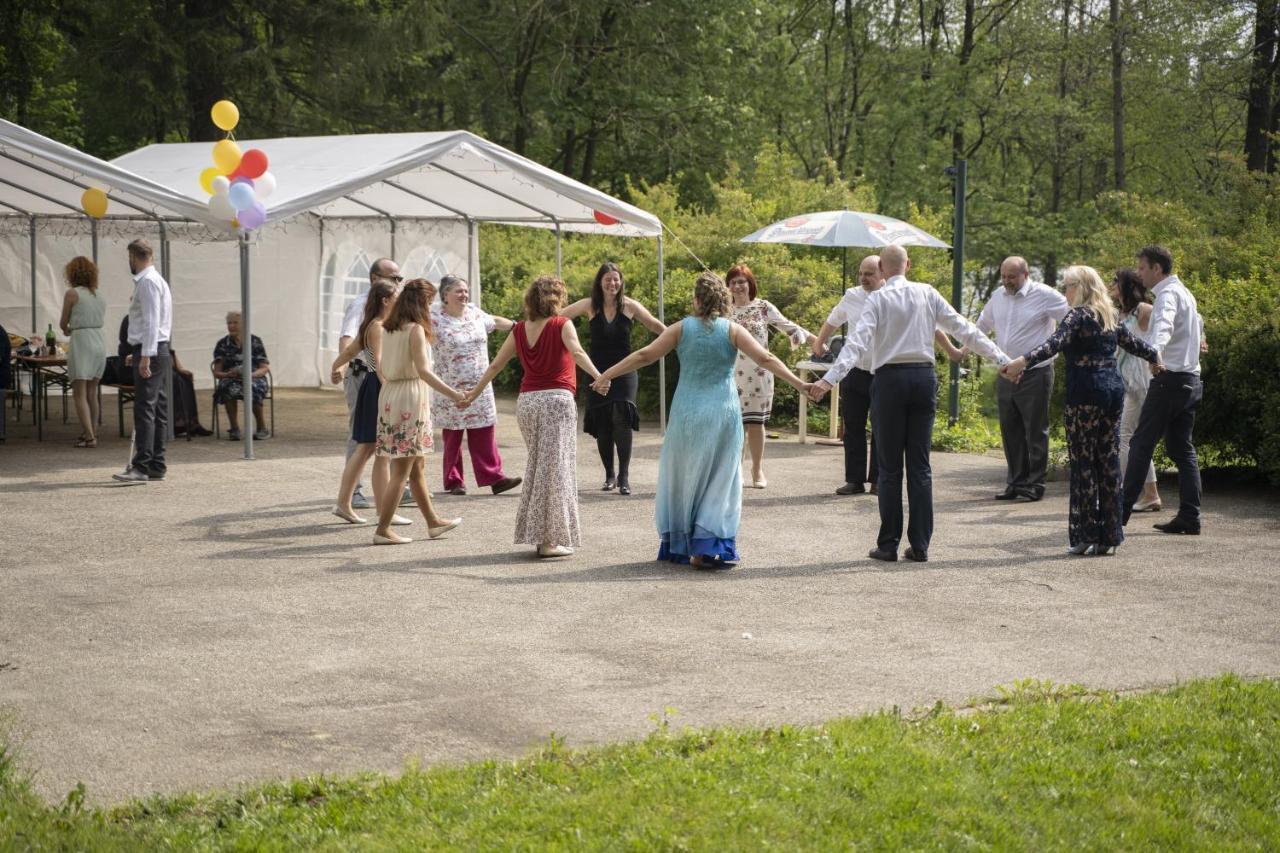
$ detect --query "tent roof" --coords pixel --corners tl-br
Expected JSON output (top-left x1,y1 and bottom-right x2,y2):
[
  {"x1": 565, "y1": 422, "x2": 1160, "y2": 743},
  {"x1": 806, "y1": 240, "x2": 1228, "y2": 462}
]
[
  {"x1": 0, "y1": 119, "x2": 223, "y2": 225},
  {"x1": 113, "y1": 130, "x2": 661, "y2": 238}
]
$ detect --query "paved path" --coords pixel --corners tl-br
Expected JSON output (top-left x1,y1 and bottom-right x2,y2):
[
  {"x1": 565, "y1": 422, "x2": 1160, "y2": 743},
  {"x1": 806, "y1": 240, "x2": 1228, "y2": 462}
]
[{"x1": 2, "y1": 390, "x2": 1277, "y2": 802}]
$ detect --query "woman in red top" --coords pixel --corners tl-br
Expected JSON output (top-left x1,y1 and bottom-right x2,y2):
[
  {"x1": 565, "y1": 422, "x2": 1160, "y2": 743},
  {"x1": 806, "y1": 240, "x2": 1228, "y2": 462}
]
[{"x1": 462, "y1": 275, "x2": 605, "y2": 557}]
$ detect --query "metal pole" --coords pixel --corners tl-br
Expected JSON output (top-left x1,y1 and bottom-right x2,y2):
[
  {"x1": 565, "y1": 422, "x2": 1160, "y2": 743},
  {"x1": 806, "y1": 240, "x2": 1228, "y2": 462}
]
[
  {"x1": 91, "y1": 219, "x2": 99, "y2": 265},
  {"x1": 160, "y1": 222, "x2": 174, "y2": 441},
  {"x1": 29, "y1": 217, "x2": 37, "y2": 333},
  {"x1": 389, "y1": 217, "x2": 397, "y2": 260},
  {"x1": 239, "y1": 236, "x2": 254, "y2": 459},
  {"x1": 948, "y1": 159, "x2": 967, "y2": 426},
  {"x1": 841, "y1": 246, "x2": 848, "y2": 294},
  {"x1": 657, "y1": 233, "x2": 666, "y2": 434},
  {"x1": 467, "y1": 219, "x2": 478, "y2": 307},
  {"x1": 554, "y1": 222, "x2": 562, "y2": 278}
]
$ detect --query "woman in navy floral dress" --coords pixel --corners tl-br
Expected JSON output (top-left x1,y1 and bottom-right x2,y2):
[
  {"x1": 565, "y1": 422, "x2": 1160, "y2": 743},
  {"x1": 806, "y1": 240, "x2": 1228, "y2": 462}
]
[{"x1": 1001, "y1": 266, "x2": 1161, "y2": 555}]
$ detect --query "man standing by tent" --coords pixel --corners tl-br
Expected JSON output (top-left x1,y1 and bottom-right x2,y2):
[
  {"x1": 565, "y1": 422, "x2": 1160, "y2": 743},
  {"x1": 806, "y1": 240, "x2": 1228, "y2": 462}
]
[
  {"x1": 338, "y1": 258, "x2": 401, "y2": 508},
  {"x1": 113, "y1": 239, "x2": 172, "y2": 484}
]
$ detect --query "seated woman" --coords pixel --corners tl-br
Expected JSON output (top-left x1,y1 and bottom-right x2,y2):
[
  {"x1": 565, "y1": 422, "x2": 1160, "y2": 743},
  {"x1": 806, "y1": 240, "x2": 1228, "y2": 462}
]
[{"x1": 212, "y1": 311, "x2": 271, "y2": 440}]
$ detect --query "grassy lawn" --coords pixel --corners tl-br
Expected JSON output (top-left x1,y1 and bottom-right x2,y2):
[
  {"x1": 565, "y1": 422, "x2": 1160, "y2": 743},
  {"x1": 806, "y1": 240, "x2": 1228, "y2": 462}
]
[{"x1": 3, "y1": 675, "x2": 1277, "y2": 850}]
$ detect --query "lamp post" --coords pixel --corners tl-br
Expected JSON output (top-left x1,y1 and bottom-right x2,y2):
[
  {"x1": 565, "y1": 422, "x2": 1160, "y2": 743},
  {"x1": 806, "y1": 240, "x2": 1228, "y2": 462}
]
[{"x1": 944, "y1": 160, "x2": 967, "y2": 426}]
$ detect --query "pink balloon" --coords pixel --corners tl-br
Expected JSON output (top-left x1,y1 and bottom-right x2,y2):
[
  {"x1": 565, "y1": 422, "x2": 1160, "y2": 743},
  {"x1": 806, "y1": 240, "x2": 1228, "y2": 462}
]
[{"x1": 238, "y1": 201, "x2": 267, "y2": 230}]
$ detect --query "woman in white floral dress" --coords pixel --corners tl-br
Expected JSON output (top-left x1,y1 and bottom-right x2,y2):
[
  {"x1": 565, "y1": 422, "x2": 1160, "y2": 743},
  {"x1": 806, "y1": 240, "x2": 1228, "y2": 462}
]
[
  {"x1": 727, "y1": 263, "x2": 818, "y2": 489},
  {"x1": 430, "y1": 275, "x2": 522, "y2": 496},
  {"x1": 373, "y1": 279, "x2": 468, "y2": 546}
]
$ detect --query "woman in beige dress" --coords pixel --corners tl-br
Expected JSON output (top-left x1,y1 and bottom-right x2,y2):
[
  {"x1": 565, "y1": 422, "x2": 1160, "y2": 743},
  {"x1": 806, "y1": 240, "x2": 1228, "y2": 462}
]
[
  {"x1": 58, "y1": 256, "x2": 107, "y2": 448},
  {"x1": 373, "y1": 279, "x2": 468, "y2": 545}
]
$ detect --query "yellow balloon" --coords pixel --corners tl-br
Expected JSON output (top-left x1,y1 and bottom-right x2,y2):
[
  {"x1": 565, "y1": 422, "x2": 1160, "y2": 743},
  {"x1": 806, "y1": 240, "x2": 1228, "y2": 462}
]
[
  {"x1": 212, "y1": 139, "x2": 242, "y2": 174},
  {"x1": 199, "y1": 166, "x2": 220, "y2": 195},
  {"x1": 211, "y1": 100, "x2": 239, "y2": 132},
  {"x1": 81, "y1": 187, "x2": 108, "y2": 219}
]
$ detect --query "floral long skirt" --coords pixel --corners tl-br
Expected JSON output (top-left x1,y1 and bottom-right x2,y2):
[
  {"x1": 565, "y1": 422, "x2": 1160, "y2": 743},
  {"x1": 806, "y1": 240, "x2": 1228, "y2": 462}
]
[{"x1": 513, "y1": 390, "x2": 580, "y2": 548}]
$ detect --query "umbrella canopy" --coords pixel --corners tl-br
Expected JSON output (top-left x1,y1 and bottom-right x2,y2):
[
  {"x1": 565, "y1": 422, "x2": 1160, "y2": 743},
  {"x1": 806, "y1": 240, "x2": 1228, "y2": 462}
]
[{"x1": 740, "y1": 209, "x2": 949, "y2": 249}]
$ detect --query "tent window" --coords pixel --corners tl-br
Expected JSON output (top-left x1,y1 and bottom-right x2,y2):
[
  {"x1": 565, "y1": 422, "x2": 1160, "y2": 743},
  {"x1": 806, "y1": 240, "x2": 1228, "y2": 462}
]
[
  {"x1": 399, "y1": 245, "x2": 453, "y2": 285},
  {"x1": 320, "y1": 251, "x2": 371, "y2": 350}
]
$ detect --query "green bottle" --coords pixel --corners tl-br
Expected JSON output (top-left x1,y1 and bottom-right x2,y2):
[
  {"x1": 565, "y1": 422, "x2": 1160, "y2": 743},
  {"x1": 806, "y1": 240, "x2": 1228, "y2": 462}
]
[{"x1": 45, "y1": 323, "x2": 56, "y2": 354}]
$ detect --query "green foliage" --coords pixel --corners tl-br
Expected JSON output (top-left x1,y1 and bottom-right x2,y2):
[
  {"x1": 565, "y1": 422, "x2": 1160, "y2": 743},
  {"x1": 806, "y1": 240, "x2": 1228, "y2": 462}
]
[
  {"x1": 932, "y1": 369, "x2": 1003, "y2": 454},
  {"x1": 3, "y1": 675, "x2": 1279, "y2": 848}
]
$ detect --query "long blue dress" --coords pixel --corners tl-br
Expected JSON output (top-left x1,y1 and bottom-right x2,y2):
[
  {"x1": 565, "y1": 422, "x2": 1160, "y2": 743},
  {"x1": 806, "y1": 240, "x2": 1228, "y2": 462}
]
[{"x1": 656, "y1": 317, "x2": 743, "y2": 563}]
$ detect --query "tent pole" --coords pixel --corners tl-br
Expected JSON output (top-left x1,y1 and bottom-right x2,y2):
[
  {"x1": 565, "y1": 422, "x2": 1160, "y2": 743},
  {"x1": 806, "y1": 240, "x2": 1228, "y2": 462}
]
[
  {"x1": 160, "y1": 221, "x2": 174, "y2": 441},
  {"x1": 467, "y1": 219, "x2": 478, "y2": 307},
  {"x1": 390, "y1": 217, "x2": 397, "y2": 260},
  {"x1": 29, "y1": 217, "x2": 37, "y2": 333},
  {"x1": 657, "y1": 233, "x2": 666, "y2": 434},
  {"x1": 91, "y1": 219, "x2": 99, "y2": 265},
  {"x1": 554, "y1": 222, "x2": 562, "y2": 278},
  {"x1": 240, "y1": 235, "x2": 254, "y2": 459}
]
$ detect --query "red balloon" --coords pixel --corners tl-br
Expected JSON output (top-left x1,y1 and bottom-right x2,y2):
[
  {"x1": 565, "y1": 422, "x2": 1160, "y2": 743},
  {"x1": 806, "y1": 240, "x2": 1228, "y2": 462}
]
[
  {"x1": 239, "y1": 148, "x2": 269, "y2": 179},
  {"x1": 593, "y1": 210, "x2": 620, "y2": 226}
]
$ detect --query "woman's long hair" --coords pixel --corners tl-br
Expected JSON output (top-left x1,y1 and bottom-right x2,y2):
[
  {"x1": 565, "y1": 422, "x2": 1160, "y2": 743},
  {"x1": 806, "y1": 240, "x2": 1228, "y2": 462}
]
[
  {"x1": 384, "y1": 278, "x2": 437, "y2": 343},
  {"x1": 1113, "y1": 267, "x2": 1148, "y2": 315},
  {"x1": 357, "y1": 280, "x2": 397, "y2": 350},
  {"x1": 65, "y1": 256, "x2": 98, "y2": 292},
  {"x1": 693, "y1": 272, "x2": 731, "y2": 322},
  {"x1": 1063, "y1": 265, "x2": 1116, "y2": 331},
  {"x1": 590, "y1": 262, "x2": 624, "y2": 315}
]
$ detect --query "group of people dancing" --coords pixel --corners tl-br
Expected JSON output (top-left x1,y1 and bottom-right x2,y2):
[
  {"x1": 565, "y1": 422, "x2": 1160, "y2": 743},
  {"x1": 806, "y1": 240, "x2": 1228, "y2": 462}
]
[{"x1": 328, "y1": 240, "x2": 1205, "y2": 565}]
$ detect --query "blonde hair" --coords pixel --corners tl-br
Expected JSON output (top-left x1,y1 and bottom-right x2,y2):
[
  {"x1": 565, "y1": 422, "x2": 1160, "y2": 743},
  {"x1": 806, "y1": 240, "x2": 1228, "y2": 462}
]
[
  {"x1": 693, "y1": 272, "x2": 730, "y2": 321},
  {"x1": 1062, "y1": 265, "x2": 1116, "y2": 331}
]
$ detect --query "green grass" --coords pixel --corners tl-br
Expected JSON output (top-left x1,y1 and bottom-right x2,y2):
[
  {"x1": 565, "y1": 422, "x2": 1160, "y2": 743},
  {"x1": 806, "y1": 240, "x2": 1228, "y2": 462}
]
[{"x1": 3, "y1": 675, "x2": 1278, "y2": 850}]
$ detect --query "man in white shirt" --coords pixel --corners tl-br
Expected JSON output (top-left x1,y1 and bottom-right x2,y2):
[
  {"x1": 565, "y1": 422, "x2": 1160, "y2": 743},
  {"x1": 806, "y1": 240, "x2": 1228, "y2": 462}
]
[
  {"x1": 113, "y1": 239, "x2": 174, "y2": 484},
  {"x1": 810, "y1": 246, "x2": 1009, "y2": 562},
  {"x1": 1123, "y1": 245, "x2": 1203, "y2": 534},
  {"x1": 978, "y1": 256, "x2": 1069, "y2": 502},
  {"x1": 814, "y1": 255, "x2": 882, "y2": 495},
  {"x1": 337, "y1": 258, "x2": 401, "y2": 508}
]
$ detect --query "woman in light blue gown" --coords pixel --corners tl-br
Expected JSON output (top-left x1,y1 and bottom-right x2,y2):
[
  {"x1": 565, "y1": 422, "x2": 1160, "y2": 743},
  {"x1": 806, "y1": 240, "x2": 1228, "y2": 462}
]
[{"x1": 594, "y1": 273, "x2": 812, "y2": 568}]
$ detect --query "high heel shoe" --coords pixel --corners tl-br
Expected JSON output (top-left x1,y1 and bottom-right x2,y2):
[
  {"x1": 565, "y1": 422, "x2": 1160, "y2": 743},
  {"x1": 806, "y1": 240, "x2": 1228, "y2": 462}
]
[
  {"x1": 1087, "y1": 544, "x2": 1118, "y2": 556},
  {"x1": 602, "y1": 477, "x2": 616, "y2": 491},
  {"x1": 618, "y1": 480, "x2": 631, "y2": 496},
  {"x1": 427, "y1": 518, "x2": 461, "y2": 539},
  {"x1": 1066, "y1": 542, "x2": 1092, "y2": 555}
]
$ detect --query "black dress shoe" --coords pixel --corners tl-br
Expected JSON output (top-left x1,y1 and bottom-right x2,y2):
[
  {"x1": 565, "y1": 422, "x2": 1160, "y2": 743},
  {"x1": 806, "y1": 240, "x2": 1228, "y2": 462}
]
[
  {"x1": 618, "y1": 482, "x2": 631, "y2": 496},
  {"x1": 994, "y1": 486, "x2": 1018, "y2": 500},
  {"x1": 1154, "y1": 518, "x2": 1201, "y2": 535},
  {"x1": 903, "y1": 546, "x2": 927, "y2": 562},
  {"x1": 602, "y1": 477, "x2": 616, "y2": 491},
  {"x1": 868, "y1": 547, "x2": 897, "y2": 562},
  {"x1": 835, "y1": 482, "x2": 866, "y2": 495},
  {"x1": 1016, "y1": 486, "x2": 1044, "y2": 502},
  {"x1": 490, "y1": 477, "x2": 521, "y2": 495}
]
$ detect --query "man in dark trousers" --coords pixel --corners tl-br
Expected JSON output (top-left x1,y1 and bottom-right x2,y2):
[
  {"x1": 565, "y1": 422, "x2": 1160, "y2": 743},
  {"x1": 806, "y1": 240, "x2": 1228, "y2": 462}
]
[
  {"x1": 1122, "y1": 245, "x2": 1204, "y2": 534},
  {"x1": 113, "y1": 239, "x2": 172, "y2": 484},
  {"x1": 809, "y1": 246, "x2": 1009, "y2": 562}
]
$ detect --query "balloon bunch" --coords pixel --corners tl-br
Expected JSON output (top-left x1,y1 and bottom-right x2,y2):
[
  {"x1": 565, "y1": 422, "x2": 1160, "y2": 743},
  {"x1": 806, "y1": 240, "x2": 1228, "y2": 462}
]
[{"x1": 202, "y1": 100, "x2": 276, "y2": 232}]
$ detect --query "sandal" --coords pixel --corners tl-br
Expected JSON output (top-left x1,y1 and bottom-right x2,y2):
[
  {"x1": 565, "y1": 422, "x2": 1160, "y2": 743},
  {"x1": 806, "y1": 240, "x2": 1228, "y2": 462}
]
[{"x1": 74, "y1": 437, "x2": 97, "y2": 448}]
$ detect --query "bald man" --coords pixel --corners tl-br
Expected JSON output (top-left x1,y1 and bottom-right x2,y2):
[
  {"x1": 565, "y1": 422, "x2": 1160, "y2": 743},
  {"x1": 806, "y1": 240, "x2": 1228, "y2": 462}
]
[
  {"x1": 977, "y1": 256, "x2": 1068, "y2": 502},
  {"x1": 810, "y1": 246, "x2": 1008, "y2": 562},
  {"x1": 814, "y1": 255, "x2": 883, "y2": 494}
]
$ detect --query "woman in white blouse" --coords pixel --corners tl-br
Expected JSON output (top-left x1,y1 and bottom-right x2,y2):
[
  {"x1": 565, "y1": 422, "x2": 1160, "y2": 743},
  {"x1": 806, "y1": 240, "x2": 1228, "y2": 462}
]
[
  {"x1": 430, "y1": 275, "x2": 522, "y2": 496},
  {"x1": 727, "y1": 263, "x2": 819, "y2": 488}
]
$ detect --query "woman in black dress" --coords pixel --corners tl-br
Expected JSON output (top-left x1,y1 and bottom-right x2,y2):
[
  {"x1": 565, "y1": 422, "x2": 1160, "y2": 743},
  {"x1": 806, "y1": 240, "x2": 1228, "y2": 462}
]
[
  {"x1": 562, "y1": 263, "x2": 665, "y2": 495},
  {"x1": 1001, "y1": 265, "x2": 1162, "y2": 556}
]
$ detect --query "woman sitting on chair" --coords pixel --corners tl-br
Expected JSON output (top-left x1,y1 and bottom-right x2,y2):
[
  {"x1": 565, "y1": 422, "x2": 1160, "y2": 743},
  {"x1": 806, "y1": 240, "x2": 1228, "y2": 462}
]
[{"x1": 213, "y1": 311, "x2": 270, "y2": 440}]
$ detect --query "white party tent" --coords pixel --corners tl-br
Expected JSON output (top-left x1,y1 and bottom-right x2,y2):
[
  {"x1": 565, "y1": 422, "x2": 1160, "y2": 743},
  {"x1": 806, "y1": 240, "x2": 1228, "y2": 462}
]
[{"x1": 1, "y1": 121, "x2": 668, "y2": 456}]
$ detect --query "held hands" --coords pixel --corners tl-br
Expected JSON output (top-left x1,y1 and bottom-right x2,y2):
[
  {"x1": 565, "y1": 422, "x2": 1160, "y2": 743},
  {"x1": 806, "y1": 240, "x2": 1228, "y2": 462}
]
[
  {"x1": 1149, "y1": 360, "x2": 1166, "y2": 376},
  {"x1": 809, "y1": 337, "x2": 827, "y2": 358},
  {"x1": 452, "y1": 386, "x2": 472, "y2": 409},
  {"x1": 999, "y1": 357, "x2": 1027, "y2": 384},
  {"x1": 590, "y1": 375, "x2": 612, "y2": 396},
  {"x1": 808, "y1": 379, "x2": 832, "y2": 403}
]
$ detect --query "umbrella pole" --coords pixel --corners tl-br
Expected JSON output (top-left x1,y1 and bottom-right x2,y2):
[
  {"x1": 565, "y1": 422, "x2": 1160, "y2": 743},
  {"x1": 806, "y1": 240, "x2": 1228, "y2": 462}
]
[
  {"x1": 841, "y1": 246, "x2": 847, "y2": 294},
  {"x1": 948, "y1": 160, "x2": 967, "y2": 426}
]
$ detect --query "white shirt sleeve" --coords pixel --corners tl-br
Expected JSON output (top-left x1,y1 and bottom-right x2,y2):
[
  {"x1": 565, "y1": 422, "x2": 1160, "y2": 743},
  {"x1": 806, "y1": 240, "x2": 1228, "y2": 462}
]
[
  {"x1": 1148, "y1": 288, "x2": 1177, "y2": 355},
  {"x1": 340, "y1": 296, "x2": 366, "y2": 341},
  {"x1": 137, "y1": 278, "x2": 162, "y2": 357},
  {"x1": 763, "y1": 300, "x2": 810, "y2": 346},
  {"x1": 977, "y1": 297, "x2": 995, "y2": 335},
  {"x1": 933, "y1": 291, "x2": 1008, "y2": 365},
  {"x1": 1044, "y1": 287, "x2": 1070, "y2": 323},
  {"x1": 822, "y1": 299, "x2": 875, "y2": 385},
  {"x1": 824, "y1": 301, "x2": 846, "y2": 329}
]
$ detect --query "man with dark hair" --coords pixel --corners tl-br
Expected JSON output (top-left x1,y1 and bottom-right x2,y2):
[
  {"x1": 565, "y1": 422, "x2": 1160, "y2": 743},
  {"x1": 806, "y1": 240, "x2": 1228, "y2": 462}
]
[
  {"x1": 978, "y1": 256, "x2": 1069, "y2": 501},
  {"x1": 113, "y1": 239, "x2": 173, "y2": 484},
  {"x1": 1123, "y1": 245, "x2": 1203, "y2": 534},
  {"x1": 336, "y1": 257, "x2": 406, "y2": 508}
]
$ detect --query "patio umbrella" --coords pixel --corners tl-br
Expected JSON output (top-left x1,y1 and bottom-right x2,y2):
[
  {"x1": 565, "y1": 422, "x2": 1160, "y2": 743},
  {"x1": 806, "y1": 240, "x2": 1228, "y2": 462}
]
[{"x1": 740, "y1": 209, "x2": 950, "y2": 291}]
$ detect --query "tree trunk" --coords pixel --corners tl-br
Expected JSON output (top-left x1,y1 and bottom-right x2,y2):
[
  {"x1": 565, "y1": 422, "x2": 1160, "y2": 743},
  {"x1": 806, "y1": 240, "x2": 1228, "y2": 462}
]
[
  {"x1": 1110, "y1": 0, "x2": 1126, "y2": 189},
  {"x1": 952, "y1": 0, "x2": 976, "y2": 163},
  {"x1": 1245, "y1": 0, "x2": 1280, "y2": 173}
]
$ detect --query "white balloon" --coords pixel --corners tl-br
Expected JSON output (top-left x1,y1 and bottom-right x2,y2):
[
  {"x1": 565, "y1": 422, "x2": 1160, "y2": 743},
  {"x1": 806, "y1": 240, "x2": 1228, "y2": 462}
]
[
  {"x1": 253, "y1": 171, "x2": 276, "y2": 200},
  {"x1": 209, "y1": 193, "x2": 235, "y2": 221},
  {"x1": 211, "y1": 175, "x2": 231, "y2": 196}
]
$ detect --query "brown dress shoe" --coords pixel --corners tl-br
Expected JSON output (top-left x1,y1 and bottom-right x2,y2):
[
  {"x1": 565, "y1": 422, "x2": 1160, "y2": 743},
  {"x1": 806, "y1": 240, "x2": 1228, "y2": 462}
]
[{"x1": 491, "y1": 476, "x2": 522, "y2": 495}]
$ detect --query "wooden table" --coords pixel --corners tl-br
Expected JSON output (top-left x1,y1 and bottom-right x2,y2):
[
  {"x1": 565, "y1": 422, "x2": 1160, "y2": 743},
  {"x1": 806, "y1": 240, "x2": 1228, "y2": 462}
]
[
  {"x1": 14, "y1": 354, "x2": 68, "y2": 441},
  {"x1": 795, "y1": 359, "x2": 841, "y2": 445}
]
